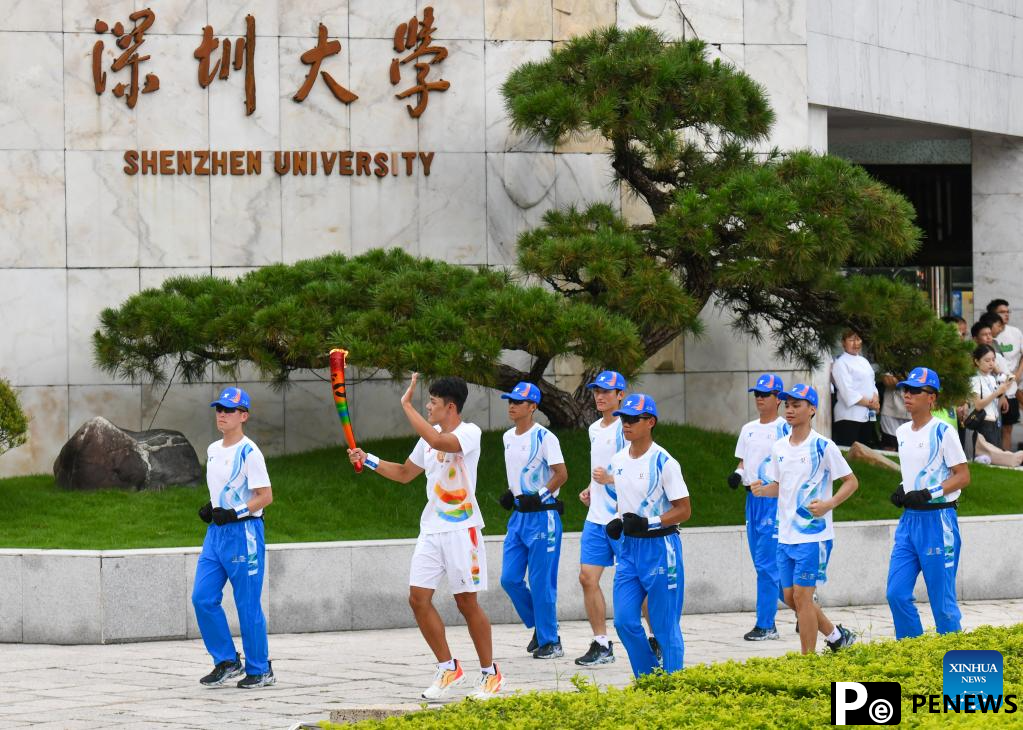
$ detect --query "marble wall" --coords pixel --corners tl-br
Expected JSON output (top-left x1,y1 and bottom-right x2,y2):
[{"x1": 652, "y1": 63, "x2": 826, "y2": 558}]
[
  {"x1": 972, "y1": 132, "x2": 1023, "y2": 316},
  {"x1": 0, "y1": 0, "x2": 822, "y2": 476},
  {"x1": 808, "y1": 0, "x2": 1023, "y2": 136}
]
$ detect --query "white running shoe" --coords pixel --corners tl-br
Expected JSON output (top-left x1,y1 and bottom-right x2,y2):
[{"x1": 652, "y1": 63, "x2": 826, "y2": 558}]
[
  {"x1": 471, "y1": 664, "x2": 504, "y2": 700},
  {"x1": 421, "y1": 659, "x2": 465, "y2": 700}
]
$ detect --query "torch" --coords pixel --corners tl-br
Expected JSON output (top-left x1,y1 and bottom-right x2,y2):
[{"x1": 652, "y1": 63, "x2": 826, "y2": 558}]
[{"x1": 329, "y1": 348, "x2": 362, "y2": 472}]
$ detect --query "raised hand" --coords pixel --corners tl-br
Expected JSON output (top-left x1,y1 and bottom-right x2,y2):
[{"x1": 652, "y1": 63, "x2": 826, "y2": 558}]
[{"x1": 401, "y1": 372, "x2": 419, "y2": 406}]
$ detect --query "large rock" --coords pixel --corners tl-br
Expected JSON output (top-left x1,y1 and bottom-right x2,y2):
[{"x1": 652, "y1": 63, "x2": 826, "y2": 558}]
[{"x1": 54, "y1": 417, "x2": 203, "y2": 490}]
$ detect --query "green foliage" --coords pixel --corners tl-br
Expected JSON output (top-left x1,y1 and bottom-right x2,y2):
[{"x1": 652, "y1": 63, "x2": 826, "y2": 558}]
[
  {"x1": 503, "y1": 26, "x2": 964, "y2": 399},
  {"x1": 93, "y1": 249, "x2": 645, "y2": 391},
  {"x1": 1, "y1": 423, "x2": 1020, "y2": 549},
  {"x1": 0, "y1": 378, "x2": 27, "y2": 456},
  {"x1": 332, "y1": 625, "x2": 1023, "y2": 729}
]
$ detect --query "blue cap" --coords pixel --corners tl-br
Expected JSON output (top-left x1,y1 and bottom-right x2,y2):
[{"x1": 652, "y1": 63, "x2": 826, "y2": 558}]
[
  {"x1": 586, "y1": 370, "x2": 628, "y2": 391},
  {"x1": 748, "y1": 373, "x2": 784, "y2": 394},
  {"x1": 613, "y1": 393, "x2": 658, "y2": 418},
  {"x1": 211, "y1": 386, "x2": 250, "y2": 410},
  {"x1": 501, "y1": 381, "x2": 541, "y2": 404},
  {"x1": 778, "y1": 383, "x2": 818, "y2": 408},
  {"x1": 897, "y1": 366, "x2": 941, "y2": 392}
]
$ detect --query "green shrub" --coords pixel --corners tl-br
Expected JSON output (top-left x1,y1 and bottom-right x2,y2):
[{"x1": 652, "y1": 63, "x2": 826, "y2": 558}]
[
  {"x1": 0, "y1": 378, "x2": 27, "y2": 456},
  {"x1": 332, "y1": 625, "x2": 1022, "y2": 729}
]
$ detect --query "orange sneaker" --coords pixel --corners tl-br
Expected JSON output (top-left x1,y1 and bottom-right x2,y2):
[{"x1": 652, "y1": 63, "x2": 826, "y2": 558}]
[
  {"x1": 471, "y1": 664, "x2": 504, "y2": 700},
  {"x1": 421, "y1": 659, "x2": 465, "y2": 700}
]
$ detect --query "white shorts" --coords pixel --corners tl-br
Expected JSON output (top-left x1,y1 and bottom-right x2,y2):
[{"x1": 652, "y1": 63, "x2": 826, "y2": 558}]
[{"x1": 410, "y1": 527, "x2": 488, "y2": 593}]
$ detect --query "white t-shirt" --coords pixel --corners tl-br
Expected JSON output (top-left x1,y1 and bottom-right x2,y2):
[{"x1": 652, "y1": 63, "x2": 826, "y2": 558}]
[
  {"x1": 409, "y1": 421, "x2": 484, "y2": 535},
  {"x1": 766, "y1": 430, "x2": 852, "y2": 545},
  {"x1": 502, "y1": 423, "x2": 565, "y2": 499},
  {"x1": 832, "y1": 352, "x2": 878, "y2": 423},
  {"x1": 895, "y1": 417, "x2": 966, "y2": 504},
  {"x1": 970, "y1": 373, "x2": 1000, "y2": 421},
  {"x1": 586, "y1": 416, "x2": 626, "y2": 525},
  {"x1": 997, "y1": 323, "x2": 1023, "y2": 373},
  {"x1": 734, "y1": 416, "x2": 791, "y2": 486},
  {"x1": 994, "y1": 350, "x2": 1018, "y2": 397},
  {"x1": 206, "y1": 436, "x2": 271, "y2": 517},
  {"x1": 609, "y1": 442, "x2": 689, "y2": 520}
]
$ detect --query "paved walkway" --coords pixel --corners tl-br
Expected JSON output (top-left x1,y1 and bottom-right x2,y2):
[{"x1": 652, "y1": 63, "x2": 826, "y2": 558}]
[{"x1": 0, "y1": 600, "x2": 1019, "y2": 729}]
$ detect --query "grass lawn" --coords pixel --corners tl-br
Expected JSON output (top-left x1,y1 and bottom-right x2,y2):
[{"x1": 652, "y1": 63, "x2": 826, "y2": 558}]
[{"x1": 0, "y1": 423, "x2": 1020, "y2": 550}]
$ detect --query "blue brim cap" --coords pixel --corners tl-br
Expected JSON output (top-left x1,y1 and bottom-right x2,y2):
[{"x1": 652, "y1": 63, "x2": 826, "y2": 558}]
[
  {"x1": 612, "y1": 393, "x2": 658, "y2": 418},
  {"x1": 586, "y1": 370, "x2": 627, "y2": 390},
  {"x1": 500, "y1": 381, "x2": 541, "y2": 403},
  {"x1": 211, "y1": 386, "x2": 250, "y2": 410},
  {"x1": 749, "y1": 373, "x2": 784, "y2": 394},
  {"x1": 897, "y1": 366, "x2": 941, "y2": 391},
  {"x1": 778, "y1": 384, "x2": 818, "y2": 408}
]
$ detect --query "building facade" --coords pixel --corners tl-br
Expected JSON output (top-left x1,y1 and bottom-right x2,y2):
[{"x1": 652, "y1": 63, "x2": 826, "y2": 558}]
[{"x1": 0, "y1": 0, "x2": 1017, "y2": 476}]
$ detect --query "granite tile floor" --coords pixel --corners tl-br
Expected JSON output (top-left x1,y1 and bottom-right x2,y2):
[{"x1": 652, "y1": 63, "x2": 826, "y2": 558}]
[{"x1": 0, "y1": 599, "x2": 1019, "y2": 729}]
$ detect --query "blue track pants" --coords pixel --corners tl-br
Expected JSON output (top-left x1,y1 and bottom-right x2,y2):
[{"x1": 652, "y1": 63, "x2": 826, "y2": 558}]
[
  {"x1": 191, "y1": 520, "x2": 269, "y2": 674},
  {"x1": 500, "y1": 509, "x2": 562, "y2": 646},
  {"x1": 886, "y1": 508, "x2": 962, "y2": 639},
  {"x1": 746, "y1": 493, "x2": 782, "y2": 629}
]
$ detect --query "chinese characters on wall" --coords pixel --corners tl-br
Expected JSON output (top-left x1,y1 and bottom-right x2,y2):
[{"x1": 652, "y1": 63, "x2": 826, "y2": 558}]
[{"x1": 93, "y1": 6, "x2": 451, "y2": 117}]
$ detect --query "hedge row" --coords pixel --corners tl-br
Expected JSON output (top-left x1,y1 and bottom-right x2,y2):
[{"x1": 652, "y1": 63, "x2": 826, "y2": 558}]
[{"x1": 329, "y1": 625, "x2": 1022, "y2": 729}]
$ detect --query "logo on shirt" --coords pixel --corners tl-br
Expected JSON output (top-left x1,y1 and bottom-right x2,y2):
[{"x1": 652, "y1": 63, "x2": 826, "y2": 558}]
[{"x1": 615, "y1": 468, "x2": 624, "y2": 476}]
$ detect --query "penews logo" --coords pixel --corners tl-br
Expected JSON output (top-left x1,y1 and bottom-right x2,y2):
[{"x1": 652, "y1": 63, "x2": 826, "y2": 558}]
[
  {"x1": 831, "y1": 682, "x2": 901, "y2": 725},
  {"x1": 909, "y1": 649, "x2": 1017, "y2": 716}
]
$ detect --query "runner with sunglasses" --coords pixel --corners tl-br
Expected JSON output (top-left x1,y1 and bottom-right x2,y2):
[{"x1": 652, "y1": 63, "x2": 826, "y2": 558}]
[
  {"x1": 753, "y1": 383, "x2": 858, "y2": 655},
  {"x1": 886, "y1": 367, "x2": 970, "y2": 639},
  {"x1": 605, "y1": 394, "x2": 691, "y2": 677},
  {"x1": 192, "y1": 387, "x2": 275, "y2": 688},
  {"x1": 731, "y1": 373, "x2": 791, "y2": 641},
  {"x1": 498, "y1": 381, "x2": 569, "y2": 659}
]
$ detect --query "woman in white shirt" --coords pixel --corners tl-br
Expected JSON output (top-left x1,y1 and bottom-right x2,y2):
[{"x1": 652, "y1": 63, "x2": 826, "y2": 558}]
[
  {"x1": 970, "y1": 344, "x2": 1011, "y2": 450},
  {"x1": 831, "y1": 329, "x2": 880, "y2": 447}
]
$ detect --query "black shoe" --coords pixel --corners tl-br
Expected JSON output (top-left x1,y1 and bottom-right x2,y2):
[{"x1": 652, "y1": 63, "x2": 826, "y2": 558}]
[
  {"x1": 532, "y1": 641, "x2": 565, "y2": 659},
  {"x1": 575, "y1": 640, "x2": 615, "y2": 666},
  {"x1": 526, "y1": 629, "x2": 538, "y2": 654},
  {"x1": 237, "y1": 661, "x2": 276, "y2": 688},
  {"x1": 743, "y1": 625, "x2": 780, "y2": 641},
  {"x1": 826, "y1": 625, "x2": 856, "y2": 653},
  {"x1": 648, "y1": 636, "x2": 662, "y2": 665},
  {"x1": 199, "y1": 655, "x2": 244, "y2": 687}
]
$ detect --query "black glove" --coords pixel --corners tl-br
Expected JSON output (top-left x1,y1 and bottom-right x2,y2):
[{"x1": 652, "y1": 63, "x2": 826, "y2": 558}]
[
  {"x1": 499, "y1": 489, "x2": 515, "y2": 511},
  {"x1": 623, "y1": 512, "x2": 650, "y2": 536},
  {"x1": 198, "y1": 501, "x2": 213, "y2": 524},
  {"x1": 903, "y1": 489, "x2": 933, "y2": 509},
  {"x1": 517, "y1": 492, "x2": 544, "y2": 511},
  {"x1": 889, "y1": 487, "x2": 905, "y2": 508},
  {"x1": 605, "y1": 518, "x2": 623, "y2": 540},
  {"x1": 211, "y1": 507, "x2": 241, "y2": 526},
  {"x1": 727, "y1": 471, "x2": 743, "y2": 490}
]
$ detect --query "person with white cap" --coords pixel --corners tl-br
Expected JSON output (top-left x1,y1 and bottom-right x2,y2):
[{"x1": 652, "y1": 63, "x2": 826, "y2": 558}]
[
  {"x1": 730, "y1": 373, "x2": 790, "y2": 641},
  {"x1": 498, "y1": 381, "x2": 569, "y2": 659},
  {"x1": 192, "y1": 386, "x2": 275, "y2": 688},
  {"x1": 753, "y1": 383, "x2": 859, "y2": 655},
  {"x1": 605, "y1": 393, "x2": 691, "y2": 677},
  {"x1": 886, "y1": 367, "x2": 970, "y2": 639}
]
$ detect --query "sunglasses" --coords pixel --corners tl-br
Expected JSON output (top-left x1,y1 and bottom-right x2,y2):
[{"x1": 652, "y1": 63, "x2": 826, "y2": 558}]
[
  {"x1": 215, "y1": 405, "x2": 246, "y2": 414},
  {"x1": 753, "y1": 391, "x2": 780, "y2": 399},
  {"x1": 506, "y1": 399, "x2": 528, "y2": 406},
  {"x1": 619, "y1": 414, "x2": 653, "y2": 425},
  {"x1": 902, "y1": 386, "x2": 935, "y2": 395}
]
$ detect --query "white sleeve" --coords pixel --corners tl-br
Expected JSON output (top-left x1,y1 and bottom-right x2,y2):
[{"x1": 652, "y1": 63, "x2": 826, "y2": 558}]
[
  {"x1": 826, "y1": 441, "x2": 853, "y2": 480},
  {"x1": 734, "y1": 431, "x2": 746, "y2": 460},
  {"x1": 245, "y1": 445, "x2": 271, "y2": 489},
  {"x1": 940, "y1": 423, "x2": 968, "y2": 468},
  {"x1": 969, "y1": 375, "x2": 982, "y2": 398},
  {"x1": 662, "y1": 458, "x2": 689, "y2": 501},
  {"x1": 764, "y1": 444, "x2": 780, "y2": 483},
  {"x1": 543, "y1": 431, "x2": 565, "y2": 466},
  {"x1": 408, "y1": 438, "x2": 428, "y2": 469},
  {"x1": 452, "y1": 422, "x2": 481, "y2": 458},
  {"x1": 832, "y1": 358, "x2": 862, "y2": 408}
]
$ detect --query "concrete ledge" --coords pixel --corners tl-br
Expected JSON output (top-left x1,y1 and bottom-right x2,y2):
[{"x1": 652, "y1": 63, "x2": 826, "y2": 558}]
[{"x1": 1, "y1": 514, "x2": 1020, "y2": 644}]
